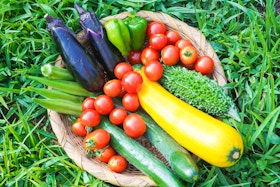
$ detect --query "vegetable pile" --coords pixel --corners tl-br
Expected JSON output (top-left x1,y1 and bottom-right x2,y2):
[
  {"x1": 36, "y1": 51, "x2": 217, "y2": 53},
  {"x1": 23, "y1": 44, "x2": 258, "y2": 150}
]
[{"x1": 26, "y1": 4, "x2": 245, "y2": 186}]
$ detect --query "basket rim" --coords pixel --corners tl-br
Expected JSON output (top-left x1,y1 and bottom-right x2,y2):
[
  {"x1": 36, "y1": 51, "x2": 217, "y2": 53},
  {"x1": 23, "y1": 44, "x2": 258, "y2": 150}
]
[{"x1": 49, "y1": 10, "x2": 227, "y2": 187}]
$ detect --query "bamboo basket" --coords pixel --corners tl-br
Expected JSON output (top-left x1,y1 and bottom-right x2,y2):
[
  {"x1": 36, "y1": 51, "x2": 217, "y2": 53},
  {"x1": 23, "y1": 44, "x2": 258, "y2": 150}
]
[{"x1": 48, "y1": 10, "x2": 227, "y2": 187}]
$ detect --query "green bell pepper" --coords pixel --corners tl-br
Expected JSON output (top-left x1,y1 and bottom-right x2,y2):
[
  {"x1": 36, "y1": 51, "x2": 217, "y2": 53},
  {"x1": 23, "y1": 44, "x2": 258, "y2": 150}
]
[
  {"x1": 104, "y1": 18, "x2": 131, "y2": 56},
  {"x1": 123, "y1": 15, "x2": 147, "y2": 50}
]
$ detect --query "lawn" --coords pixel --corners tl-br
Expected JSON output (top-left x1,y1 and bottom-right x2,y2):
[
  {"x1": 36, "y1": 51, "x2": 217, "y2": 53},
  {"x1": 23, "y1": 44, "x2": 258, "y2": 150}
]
[{"x1": 1, "y1": 0, "x2": 280, "y2": 186}]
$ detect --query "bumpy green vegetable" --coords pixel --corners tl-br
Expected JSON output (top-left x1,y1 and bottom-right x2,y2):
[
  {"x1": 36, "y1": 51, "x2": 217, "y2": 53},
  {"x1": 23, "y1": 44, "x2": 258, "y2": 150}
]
[{"x1": 160, "y1": 65, "x2": 240, "y2": 121}]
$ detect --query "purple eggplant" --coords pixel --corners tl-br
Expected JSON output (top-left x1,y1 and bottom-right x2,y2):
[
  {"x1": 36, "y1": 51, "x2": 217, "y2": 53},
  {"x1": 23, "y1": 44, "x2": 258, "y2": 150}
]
[
  {"x1": 75, "y1": 4, "x2": 124, "y2": 78},
  {"x1": 45, "y1": 14, "x2": 105, "y2": 92}
]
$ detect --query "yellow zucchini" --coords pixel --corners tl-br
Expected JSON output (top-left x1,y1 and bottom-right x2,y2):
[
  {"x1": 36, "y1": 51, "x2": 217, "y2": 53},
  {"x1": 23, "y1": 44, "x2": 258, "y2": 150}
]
[{"x1": 135, "y1": 66, "x2": 244, "y2": 167}]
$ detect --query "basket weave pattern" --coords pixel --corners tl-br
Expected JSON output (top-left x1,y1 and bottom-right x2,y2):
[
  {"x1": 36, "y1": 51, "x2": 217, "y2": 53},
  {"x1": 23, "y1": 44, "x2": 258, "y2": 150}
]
[{"x1": 49, "y1": 10, "x2": 227, "y2": 187}]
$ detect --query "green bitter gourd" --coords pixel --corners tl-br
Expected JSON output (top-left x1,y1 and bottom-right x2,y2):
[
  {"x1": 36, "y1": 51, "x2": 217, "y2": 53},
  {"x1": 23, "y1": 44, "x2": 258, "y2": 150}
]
[{"x1": 160, "y1": 65, "x2": 240, "y2": 121}]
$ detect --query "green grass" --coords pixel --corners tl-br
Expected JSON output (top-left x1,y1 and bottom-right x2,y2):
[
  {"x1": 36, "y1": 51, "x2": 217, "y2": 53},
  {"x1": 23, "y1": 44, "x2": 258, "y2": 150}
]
[{"x1": 1, "y1": 0, "x2": 279, "y2": 186}]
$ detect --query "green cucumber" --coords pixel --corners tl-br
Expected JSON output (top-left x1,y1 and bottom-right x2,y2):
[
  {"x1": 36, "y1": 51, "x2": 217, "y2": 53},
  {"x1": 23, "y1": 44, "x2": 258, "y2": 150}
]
[
  {"x1": 113, "y1": 98, "x2": 199, "y2": 182},
  {"x1": 98, "y1": 117, "x2": 186, "y2": 187},
  {"x1": 138, "y1": 108, "x2": 199, "y2": 182}
]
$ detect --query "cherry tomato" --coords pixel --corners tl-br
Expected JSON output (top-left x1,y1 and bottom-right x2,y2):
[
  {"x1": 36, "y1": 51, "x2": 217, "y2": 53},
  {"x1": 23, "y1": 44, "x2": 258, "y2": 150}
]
[
  {"x1": 95, "y1": 146, "x2": 116, "y2": 163},
  {"x1": 127, "y1": 50, "x2": 142, "y2": 64},
  {"x1": 71, "y1": 119, "x2": 87, "y2": 136},
  {"x1": 183, "y1": 63, "x2": 195, "y2": 70},
  {"x1": 123, "y1": 113, "x2": 146, "y2": 138},
  {"x1": 82, "y1": 97, "x2": 95, "y2": 111},
  {"x1": 94, "y1": 95, "x2": 114, "y2": 115},
  {"x1": 144, "y1": 60, "x2": 163, "y2": 81},
  {"x1": 80, "y1": 109, "x2": 100, "y2": 127},
  {"x1": 140, "y1": 47, "x2": 160, "y2": 65},
  {"x1": 165, "y1": 30, "x2": 181, "y2": 45},
  {"x1": 122, "y1": 93, "x2": 140, "y2": 112},
  {"x1": 121, "y1": 71, "x2": 143, "y2": 94},
  {"x1": 146, "y1": 21, "x2": 166, "y2": 38},
  {"x1": 149, "y1": 34, "x2": 168, "y2": 51},
  {"x1": 175, "y1": 39, "x2": 193, "y2": 50},
  {"x1": 117, "y1": 87, "x2": 126, "y2": 98},
  {"x1": 103, "y1": 79, "x2": 122, "y2": 98},
  {"x1": 114, "y1": 62, "x2": 133, "y2": 80},
  {"x1": 108, "y1": 155, "x2": 127, "y2": 173},
  {"x1": 109, "y1": 107, "x2": 127, "y2": 125},
  {"x1": 161, "y1": 45, "x2": 180, "y2": 66},
  {"x1": 83, "y1": 129, "x2": 110, "y2": 151},
  {"x1": 194, "y1": 56, "x2": 215, "y2": 75},
  {"x1": 180, "y1": 46, "x2": 198, "y2": 65}
]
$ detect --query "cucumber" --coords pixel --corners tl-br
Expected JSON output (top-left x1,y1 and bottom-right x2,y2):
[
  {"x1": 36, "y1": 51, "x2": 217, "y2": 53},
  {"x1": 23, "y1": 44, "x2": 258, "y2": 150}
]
[
  {"x1": 138, "y1": 108, "x2": 199, "y2": 182},
  {"x1": 98, "y1": 117, "x2": 186, "y2": 187},
  {"x1": 113, "y1": 98, "x2": 199, "y2": 182}
]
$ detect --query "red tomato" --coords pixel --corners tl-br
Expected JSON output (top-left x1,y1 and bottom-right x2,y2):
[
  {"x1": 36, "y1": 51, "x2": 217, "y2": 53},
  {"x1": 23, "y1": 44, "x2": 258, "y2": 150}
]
[
  {"x1": 183, "y1": 63, "x2": 195, "y2": 70},
  {"x1": 114, "y1": 62, "x2": 133, "y2": 79},
  {"x1": 165, "y1": 30, "x2": 181, "y2": 45},
  {"x1": 80, "y1": 109, "x2": 100, "y2": 127},
  {"x1": 83, "y1": 129, "x2": 110, "y2": 151},
  {"x1": 108, "y1": 155, "x2": 127, "y2": 173},
  {"x1": 109, "y1": 107, "x2": 127, "y2": 125},
  {"x1": 175, "y1": 39, "x2": 193, "y2": 50},
  {"x1": 71, "y1": 119, "x2": 87, "y2": 136},
  {"x1": 144, "y1": 60, "x2": 163, "y2": 81},
  {"x1": 149, "y1": 34, "x2": 168, "y2": 51},
  {"x1": 140, "y1": 47, "x2": 160, "y2": 65},
  {"x1": 117, "y1": 87, "x2": 126, "y2": 98},
  {"x1": 161, "y1": 45, "x2": 180, "y2": 66},
  {"x1": 195, "y1": 56, "x2": 215, "y2": 75},
  {"x1": 122, "y1": 93, "x2": 140, "y2": 112},
  {"x1": 103, "y1": 79, "x2": 122, "y2": 98},
  {"x1": 82, "y1": 97, "x2": 95, "y2": 111},
  {"x1": 146, "y1": 21, "x2": 166, "y2": 38},
  {"x1": 94, "y1": 95, "x2": 114, "y2": 115},
  {"x1": 123, "y1": 113, "x2": 146, "y2": 138},
  {"x1": 180, "y1": 46, "x2": 198, "y2": 65},
  {"x1": 121, "y1": 71, "x2": 143, "y2": 94},
  {"x1": 127, "y1": 50, "x2": 142, "y2": 64},
  {"x1": 96, "y1": 146, "x2": 116, "y2": 163}
]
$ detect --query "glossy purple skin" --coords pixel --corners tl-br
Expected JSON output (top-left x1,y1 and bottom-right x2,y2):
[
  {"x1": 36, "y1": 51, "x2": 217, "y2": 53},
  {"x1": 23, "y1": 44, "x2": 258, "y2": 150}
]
[
  {"x1": 45, "y1": 14, "x2": 105, "y2": 92},
  {"x1": 75, "y1": 4, "x2": 124, "y2": 78}
]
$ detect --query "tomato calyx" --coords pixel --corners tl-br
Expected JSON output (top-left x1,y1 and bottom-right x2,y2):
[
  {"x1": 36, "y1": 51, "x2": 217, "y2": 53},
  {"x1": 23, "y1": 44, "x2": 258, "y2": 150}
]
[
  {"x1": 183, "y1": 51, "x2": 193, "y2": 57},
  {"x1": 85, "y1": 149, "x2": 95, "y2": 158},
  {"x1": 84, "y1": 138, "x2": 97, "y2": 150}
]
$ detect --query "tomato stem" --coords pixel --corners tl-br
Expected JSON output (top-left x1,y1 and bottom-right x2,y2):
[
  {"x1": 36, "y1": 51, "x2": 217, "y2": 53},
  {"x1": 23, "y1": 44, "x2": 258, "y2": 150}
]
[{"x1": 184, "y1": 51, "x2": 193, "y2": 57}]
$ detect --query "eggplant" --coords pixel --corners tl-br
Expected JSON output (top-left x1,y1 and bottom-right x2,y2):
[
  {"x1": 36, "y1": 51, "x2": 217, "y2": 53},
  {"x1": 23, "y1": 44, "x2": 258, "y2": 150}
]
[
  {"x1": 75, "y1": 4, "x2": 124, "y2": 78},
  {"x1": 45, "y1": 14, "x2": 105, "y2": 92}
]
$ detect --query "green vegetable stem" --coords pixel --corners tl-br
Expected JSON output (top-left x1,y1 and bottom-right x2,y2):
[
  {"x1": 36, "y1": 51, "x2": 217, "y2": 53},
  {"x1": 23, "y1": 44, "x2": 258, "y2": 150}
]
[
  {"x1": 104, "y1": 18, "x2": 131, "y2": 56},
  {"x1": 41, "y1": 64, "x2": 74, "y2": 81},
  {"x1": 123, "y1": 14, "x2": 147, "y2": 50}
]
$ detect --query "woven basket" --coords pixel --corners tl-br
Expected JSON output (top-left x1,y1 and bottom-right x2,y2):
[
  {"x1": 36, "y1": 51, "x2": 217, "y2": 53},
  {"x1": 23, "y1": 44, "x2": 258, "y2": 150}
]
[{"x1": 48, "y1": 10, "x2": 227, "y2": 187}]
